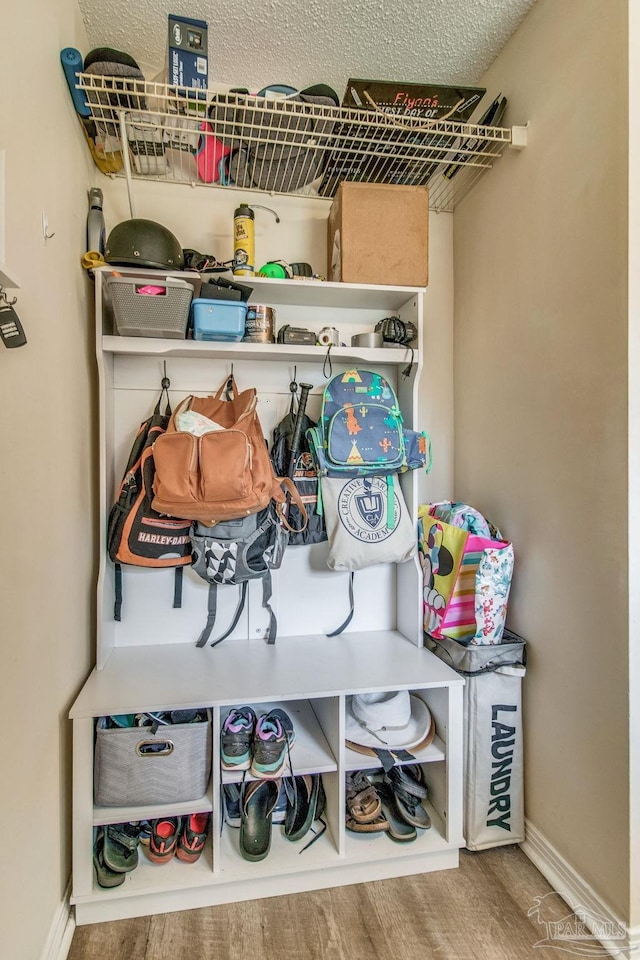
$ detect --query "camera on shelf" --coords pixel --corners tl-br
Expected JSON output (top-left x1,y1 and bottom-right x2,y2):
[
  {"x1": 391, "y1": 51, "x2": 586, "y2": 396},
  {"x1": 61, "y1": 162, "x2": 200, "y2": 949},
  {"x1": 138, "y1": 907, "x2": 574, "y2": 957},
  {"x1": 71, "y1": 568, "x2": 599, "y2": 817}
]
[
  {"x1": 277, "y1": 325, "x2": 317, "y2": 346},
  {"x1": 318, "y1": 326, "x2": 340, "y2": 346}
]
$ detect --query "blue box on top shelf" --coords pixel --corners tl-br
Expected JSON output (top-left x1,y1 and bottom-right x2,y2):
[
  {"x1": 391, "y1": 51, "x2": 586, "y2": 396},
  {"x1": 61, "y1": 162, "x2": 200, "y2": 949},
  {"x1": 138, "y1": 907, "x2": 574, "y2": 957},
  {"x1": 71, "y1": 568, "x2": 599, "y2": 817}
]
[
  {"x1": 168, "y1": 14, "x2": 208, "y2": 89},
  {"x1": 191, "y1": 299, "x2": 247, "y2": 342}
]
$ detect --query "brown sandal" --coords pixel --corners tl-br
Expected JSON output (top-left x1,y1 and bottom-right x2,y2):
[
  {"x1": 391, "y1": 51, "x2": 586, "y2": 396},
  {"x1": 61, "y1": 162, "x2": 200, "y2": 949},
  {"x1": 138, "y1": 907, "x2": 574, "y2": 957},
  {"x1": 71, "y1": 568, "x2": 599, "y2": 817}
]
[
  {"x1": 346, "y1": 771, "x2": 382, "y2": 824},
  {"x1": 346, "y1": 811, "x2": 389, "y2": 833}
]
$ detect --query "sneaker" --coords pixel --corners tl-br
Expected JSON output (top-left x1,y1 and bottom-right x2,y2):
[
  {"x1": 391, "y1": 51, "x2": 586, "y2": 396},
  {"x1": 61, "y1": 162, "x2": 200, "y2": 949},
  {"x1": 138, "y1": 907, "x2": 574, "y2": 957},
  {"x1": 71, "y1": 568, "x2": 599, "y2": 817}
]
[
  {"x1": 147, "y1": 817, "x2": 181, "y2": 864},
  {"x1": 250, "y1": 708, "x2": 295, "y2": 779},
  {"x1": 138, "y1": 820, "x2": 151, "y2": 846},
  {"x1": 221, "y1": 706, "x2": 257, "y2": 771},
  {"x1": 176, "y1": 812, "x2": 210, "y2": 863},
  {"x1": 222, "y1": 783, "x2": 241, "y2": 828},
  {"x1": 272, "y1": 780, "x2": 289, "y2": 825},
  {"x1": 266, "y1": 708, "x2": 296, "y2": 748}
]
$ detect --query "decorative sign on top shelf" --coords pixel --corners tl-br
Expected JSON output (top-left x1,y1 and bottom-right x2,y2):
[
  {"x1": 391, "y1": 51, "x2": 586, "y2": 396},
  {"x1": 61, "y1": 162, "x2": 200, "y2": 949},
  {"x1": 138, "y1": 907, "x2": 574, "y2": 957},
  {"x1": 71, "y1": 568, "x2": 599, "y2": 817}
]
[
  {"x1": 320, "y1": 79, "x2": 488, "y2": 194},
  {"x1": 342, "y1": 79, "x2": 487, "y2": 122}
]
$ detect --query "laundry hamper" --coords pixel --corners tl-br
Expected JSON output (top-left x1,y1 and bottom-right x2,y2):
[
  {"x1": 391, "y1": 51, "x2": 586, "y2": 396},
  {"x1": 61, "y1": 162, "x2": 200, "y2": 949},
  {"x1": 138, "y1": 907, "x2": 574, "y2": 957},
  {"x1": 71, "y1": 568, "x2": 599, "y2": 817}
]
[{"x1": 426, "y1": 630, "x2": 526, "y2": 850}]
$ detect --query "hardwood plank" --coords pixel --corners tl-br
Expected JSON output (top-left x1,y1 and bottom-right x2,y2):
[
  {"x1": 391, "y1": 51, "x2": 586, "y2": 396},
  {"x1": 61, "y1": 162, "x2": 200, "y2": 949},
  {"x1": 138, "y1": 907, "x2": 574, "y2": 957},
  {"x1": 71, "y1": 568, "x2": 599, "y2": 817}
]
[{"x1": 68, "y1": 847, "x2": 598, "y2": 960}]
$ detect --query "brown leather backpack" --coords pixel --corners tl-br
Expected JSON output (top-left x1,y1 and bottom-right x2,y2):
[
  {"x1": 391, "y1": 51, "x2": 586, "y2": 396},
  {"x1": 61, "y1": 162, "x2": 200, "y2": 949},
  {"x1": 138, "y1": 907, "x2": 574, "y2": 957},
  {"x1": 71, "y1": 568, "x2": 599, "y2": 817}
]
[{"x1": 152, "y1": 376, "x2": 288, "y2": 523}]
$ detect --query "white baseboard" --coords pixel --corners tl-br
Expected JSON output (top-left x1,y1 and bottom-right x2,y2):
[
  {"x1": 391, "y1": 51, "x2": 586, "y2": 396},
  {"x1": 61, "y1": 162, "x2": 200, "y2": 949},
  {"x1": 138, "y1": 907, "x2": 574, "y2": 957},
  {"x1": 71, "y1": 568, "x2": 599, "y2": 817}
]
[
  {"x1": 40, "y1": 881, "x2": 75, "y2": 960},
  {"x1": 521, "y1": 819, "x2": 635, "y2": 958}
]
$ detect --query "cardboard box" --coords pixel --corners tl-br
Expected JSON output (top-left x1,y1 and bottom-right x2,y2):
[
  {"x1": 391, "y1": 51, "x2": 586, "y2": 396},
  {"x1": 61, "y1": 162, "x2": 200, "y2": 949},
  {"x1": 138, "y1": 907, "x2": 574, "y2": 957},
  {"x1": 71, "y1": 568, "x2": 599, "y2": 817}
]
[
  {"x1": 168, "y1": 14, "x2": 208, "y2": 89},
  {"x1": 327, "y1": 183, "x2": 429, "y2": 287}
]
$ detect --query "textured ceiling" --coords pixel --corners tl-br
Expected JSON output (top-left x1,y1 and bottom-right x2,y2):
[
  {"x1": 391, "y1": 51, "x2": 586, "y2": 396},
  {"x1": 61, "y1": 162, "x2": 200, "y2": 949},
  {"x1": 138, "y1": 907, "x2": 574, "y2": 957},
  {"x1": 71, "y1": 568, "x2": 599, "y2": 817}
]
[{"x1": 77, "y1": 0, "x2": 537, "y2": 98}]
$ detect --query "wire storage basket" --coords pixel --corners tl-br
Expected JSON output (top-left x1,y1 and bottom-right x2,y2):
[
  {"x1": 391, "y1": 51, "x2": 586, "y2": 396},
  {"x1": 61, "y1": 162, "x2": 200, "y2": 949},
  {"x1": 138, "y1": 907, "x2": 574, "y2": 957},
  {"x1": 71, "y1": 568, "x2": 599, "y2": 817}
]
[{"x1": 77, "y1": 75, "x2": 519, "y2": 213}]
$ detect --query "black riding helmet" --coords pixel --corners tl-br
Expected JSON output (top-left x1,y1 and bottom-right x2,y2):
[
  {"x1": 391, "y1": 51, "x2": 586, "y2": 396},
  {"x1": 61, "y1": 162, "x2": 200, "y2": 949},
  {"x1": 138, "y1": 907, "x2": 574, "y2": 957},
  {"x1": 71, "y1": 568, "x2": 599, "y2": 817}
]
[{"x1": 105, "y1": 219, "x2": 184, "y2": 269}]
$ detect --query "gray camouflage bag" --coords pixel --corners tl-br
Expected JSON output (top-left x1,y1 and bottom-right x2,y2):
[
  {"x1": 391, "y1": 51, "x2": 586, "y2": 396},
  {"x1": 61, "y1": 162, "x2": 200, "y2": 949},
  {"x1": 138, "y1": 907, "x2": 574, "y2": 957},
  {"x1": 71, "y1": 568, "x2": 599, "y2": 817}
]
[{"x1": 191, "y1": 505, "x2": 288, "y2": 647}]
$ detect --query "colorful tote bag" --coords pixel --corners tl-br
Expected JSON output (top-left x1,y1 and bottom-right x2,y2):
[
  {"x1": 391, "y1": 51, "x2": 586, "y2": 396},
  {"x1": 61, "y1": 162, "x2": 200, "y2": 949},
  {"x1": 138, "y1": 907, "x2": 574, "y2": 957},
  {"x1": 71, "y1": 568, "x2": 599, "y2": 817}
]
[{"x1": 418, "y1": 504, "x2": 514, "y2": 645}]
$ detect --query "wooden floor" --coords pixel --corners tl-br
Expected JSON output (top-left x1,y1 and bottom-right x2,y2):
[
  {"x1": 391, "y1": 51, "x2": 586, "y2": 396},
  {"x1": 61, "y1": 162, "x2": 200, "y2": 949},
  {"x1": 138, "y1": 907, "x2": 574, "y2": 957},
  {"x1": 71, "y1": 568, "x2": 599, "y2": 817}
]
[{"x1": 68, "y1": 846, "x2": 596, "y2": 960}]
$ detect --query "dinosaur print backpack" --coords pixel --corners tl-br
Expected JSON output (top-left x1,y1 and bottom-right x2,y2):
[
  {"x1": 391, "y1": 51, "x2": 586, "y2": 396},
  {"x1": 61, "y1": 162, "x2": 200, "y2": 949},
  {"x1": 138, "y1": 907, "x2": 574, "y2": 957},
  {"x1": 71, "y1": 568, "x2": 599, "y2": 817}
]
[{"x1": 306, "y1": 369, "x2": 430, "y2": 478}]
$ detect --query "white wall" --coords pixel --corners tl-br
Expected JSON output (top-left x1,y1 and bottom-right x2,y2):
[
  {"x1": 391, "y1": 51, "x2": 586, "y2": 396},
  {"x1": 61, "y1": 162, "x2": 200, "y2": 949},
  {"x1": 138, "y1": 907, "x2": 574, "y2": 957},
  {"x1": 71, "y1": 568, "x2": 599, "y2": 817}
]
[
  {"x1": 0, "y1": 3, "x2": 94, "y2": 959},
  {"x1": 454, "y1": 0, "x2": 629, "y2": 918},
  {"x1": 628, "y1": 0, "x2": 640, "y2": 932}
]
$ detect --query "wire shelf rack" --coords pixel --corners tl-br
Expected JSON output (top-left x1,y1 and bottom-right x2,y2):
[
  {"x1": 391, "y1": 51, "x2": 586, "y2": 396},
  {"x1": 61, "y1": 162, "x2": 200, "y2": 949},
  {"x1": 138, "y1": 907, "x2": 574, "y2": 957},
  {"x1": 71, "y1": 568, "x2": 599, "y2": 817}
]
[{"x1": 77, "y1": 75, "x2": 526, "y2": 214}]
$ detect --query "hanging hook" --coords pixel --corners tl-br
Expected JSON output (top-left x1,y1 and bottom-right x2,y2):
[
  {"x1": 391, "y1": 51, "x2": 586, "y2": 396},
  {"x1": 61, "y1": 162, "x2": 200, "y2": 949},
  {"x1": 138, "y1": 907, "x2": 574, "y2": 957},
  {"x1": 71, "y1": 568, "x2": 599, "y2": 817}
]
[
  {"x1": 41, "y1": 212, "x2": 55, "y2": 241},
  {"x1": 0, "y1": 285, "x2": 17, "y2": 307},
  {"x1": 161, "y1": 360, "x2": 170, "y2": 390},
  {"x1": 224, "y1": 363, "x2": 235, "y2": 401},
  {"x1": 289, "y1": 364, "x2": 299, "y2": 413}
]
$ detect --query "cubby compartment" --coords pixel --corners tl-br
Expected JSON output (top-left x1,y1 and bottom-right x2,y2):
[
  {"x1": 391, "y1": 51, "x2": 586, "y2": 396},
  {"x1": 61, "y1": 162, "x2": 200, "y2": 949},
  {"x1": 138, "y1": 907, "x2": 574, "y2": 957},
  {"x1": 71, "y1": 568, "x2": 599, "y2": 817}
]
[
  {"x1": 220, "y1": 699, "x2": 337, "y2": 783},
  {"x1": 90, "y1": 829, "x2": 215, "y2": 900},
  {"x1": 219, "y1": 772, "x2": 337, "y2": 874}
]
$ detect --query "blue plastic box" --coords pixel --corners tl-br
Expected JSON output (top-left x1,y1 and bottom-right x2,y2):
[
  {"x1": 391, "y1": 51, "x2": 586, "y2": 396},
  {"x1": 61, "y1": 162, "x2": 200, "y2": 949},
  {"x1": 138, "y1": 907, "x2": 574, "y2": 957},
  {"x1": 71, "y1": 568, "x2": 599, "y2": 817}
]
[
  {"x1": 168, "y1": 15, "x2": 208, "y2": 90},
  {"x1": 191, "y1": 299, "x2": 247, "y2": 342}
]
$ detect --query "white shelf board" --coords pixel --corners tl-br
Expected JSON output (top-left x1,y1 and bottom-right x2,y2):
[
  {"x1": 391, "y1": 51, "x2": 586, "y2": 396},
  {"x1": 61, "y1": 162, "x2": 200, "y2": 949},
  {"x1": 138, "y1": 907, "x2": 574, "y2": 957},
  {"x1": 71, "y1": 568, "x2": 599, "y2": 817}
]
[
  {"x1": 70, "y1": 632, "x2": 464, "y2": 719},
  {"x1": 237, "y1": 276, "x2": 424, "y2": 311},
  {"x1": 345, "y1": 733, "x2": 446, "y2": 772},
  {"x1": 74, "y1": 843, "x2": 459, "y2": 921},
  {"x1": 96, "y1": 268, "x2": 423, "y2": 312},
  {"x1": 93, "y1": 792, "x2": 213, "y2": 827},
  {"x1": 221, "y1": 699, "x2": 336, "y2": 783},
  {"x1": 102, "y1": 335, "x2": 414, "y2": 366}
]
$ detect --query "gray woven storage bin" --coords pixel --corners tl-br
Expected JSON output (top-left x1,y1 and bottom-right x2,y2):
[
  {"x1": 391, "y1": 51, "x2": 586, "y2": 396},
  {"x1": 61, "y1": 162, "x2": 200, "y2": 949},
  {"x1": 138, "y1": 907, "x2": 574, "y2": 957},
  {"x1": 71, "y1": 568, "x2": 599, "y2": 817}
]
[
  {"x1": 94, "y1": 712, "x2": 211, "y2": 806},
  {"x1": 107, "y1": 276, "x2": 192, "y2": 339}
]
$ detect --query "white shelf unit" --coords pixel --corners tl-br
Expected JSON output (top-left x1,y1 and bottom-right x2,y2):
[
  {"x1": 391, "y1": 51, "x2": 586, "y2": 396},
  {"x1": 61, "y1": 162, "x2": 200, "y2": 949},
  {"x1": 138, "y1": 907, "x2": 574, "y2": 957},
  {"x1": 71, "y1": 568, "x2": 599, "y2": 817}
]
[
  {"x1": 76, "y1": 75, "x2": 526, "y2": 213},
  {"x1": 71, "y1": 633, "x2": 464, "y2": 924},
  {"x1": 70, "y1": 267, "x2": 464, "y2": 924}
]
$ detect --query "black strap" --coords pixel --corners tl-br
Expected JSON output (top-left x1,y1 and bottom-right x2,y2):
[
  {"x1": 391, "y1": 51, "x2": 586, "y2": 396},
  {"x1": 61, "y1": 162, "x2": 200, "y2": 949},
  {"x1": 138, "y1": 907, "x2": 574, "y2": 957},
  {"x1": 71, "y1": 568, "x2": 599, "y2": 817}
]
[
  {"x1": 153, "y1": 384, "x2": 172, "y2": 418},
  {"x1": 391, "y1": 749, "x2": 417, "y2": 762},
  {"x1": 114, "y1": 563, "x2": 123, "y2": 621},
  {"x1": 115, "y1": 562, "x2": 183, "y2": 622},
  {"x1": 211, "y1": 582, "x2": 248, "y2": 648},
  {"x1": 262, "y1": 570, "x2": 277, "y2": 645},
  {"x1": 196, "y1": 571, "x2": 277, "y2": 650},
  {"x1": 369, "y1": 747, "x2": 416, "y2": 772},
  {"x1": 322, "y1": 344, "x2": 333, "y2": 379},
  {"x1": 370, "y1": 748, "x2": 396, "y2": 772},
  {"x1": 173, "y1": 566, "x2": 183, "y2": 608},
  {"x1": 196, "y1": 582, "x2": 219, "y2": 647},
  {"x1": 327, "y1": 571, "x2": 355, "y2": 637}
]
